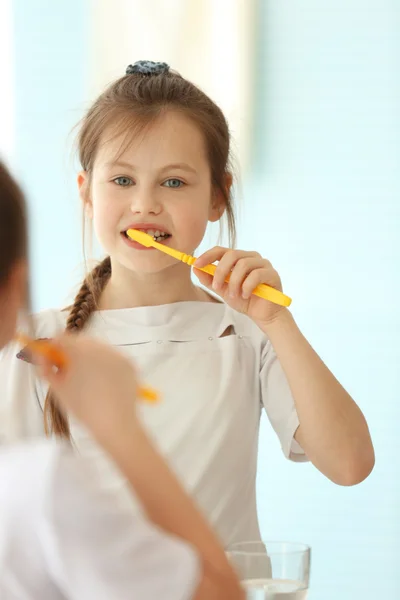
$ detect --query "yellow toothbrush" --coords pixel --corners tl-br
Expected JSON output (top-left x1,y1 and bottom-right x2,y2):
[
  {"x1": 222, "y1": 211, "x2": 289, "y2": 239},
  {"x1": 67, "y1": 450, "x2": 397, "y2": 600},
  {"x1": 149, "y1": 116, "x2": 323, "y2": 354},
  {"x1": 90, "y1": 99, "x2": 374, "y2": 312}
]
[
  {"x1": 16, "y1": 333, "x2": 159, "y2": 404},
  {"x1": 127, "y1": 229, "x2": 292, "y2": 307}
]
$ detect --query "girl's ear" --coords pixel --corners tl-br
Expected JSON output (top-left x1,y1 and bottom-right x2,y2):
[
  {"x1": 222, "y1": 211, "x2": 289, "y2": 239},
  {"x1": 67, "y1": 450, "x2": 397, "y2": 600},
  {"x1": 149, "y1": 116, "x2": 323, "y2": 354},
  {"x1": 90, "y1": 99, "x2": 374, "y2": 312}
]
[
  {"x1": 77, "y1": 171, "x2": 93, "y2": 219},
  {"x1": 208, "y1": 172, "x2": 233, "y2": 223}
]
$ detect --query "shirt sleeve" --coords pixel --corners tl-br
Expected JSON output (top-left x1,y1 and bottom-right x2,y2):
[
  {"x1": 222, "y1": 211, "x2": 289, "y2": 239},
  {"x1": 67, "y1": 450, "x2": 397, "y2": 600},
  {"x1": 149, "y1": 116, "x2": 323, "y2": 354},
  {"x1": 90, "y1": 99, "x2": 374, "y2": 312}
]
[
  {"x1": 42, "y1": 448, "x2": 201, "y2": 600},
  {"x1": 260, "y1": 338, "x2": 308, "y2": 462},
  {"x1": 0, "y1": 340, "x2": 45, "y2": 445}
]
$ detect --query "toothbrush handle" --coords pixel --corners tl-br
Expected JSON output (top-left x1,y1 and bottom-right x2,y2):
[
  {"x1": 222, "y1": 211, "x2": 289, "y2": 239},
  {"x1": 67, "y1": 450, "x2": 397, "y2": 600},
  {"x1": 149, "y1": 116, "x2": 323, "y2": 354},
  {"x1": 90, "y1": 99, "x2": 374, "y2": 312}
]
[{"x1": 197, "y1": 263, "x2": 292, "y2": 307}]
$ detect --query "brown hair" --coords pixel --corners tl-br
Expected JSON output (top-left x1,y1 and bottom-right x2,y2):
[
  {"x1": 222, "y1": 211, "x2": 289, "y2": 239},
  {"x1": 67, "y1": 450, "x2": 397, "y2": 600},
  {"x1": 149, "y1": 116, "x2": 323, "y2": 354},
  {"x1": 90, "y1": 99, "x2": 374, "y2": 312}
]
[
  {"x1": 44, "y1": 65, "x2": 237, "y2": 437},
  {"x1": 0, "y1": 161, "x2": 27, "y2": 287}
]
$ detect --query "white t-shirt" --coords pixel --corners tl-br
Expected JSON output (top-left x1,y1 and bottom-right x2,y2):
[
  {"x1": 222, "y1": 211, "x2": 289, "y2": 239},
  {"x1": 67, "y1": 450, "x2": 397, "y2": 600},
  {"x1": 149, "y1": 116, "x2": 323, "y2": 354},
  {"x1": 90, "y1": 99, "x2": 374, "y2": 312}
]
[
  {"x1": 0, "y1": 301, "x2": 307, "y2": 546},
  {"x1": 0, "y1": 439, "x2": 200, "y2": 600}
]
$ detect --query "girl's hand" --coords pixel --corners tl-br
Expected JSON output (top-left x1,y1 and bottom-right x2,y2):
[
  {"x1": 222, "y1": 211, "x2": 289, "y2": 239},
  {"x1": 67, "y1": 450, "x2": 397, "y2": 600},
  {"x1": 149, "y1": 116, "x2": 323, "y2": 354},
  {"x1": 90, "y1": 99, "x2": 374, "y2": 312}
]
[
  {"x1": 194, "y1": 247, "x2": 286, "y2": 327},
  {"x1": 35, "y1": 334, "x2": 140, "y2": 447}
]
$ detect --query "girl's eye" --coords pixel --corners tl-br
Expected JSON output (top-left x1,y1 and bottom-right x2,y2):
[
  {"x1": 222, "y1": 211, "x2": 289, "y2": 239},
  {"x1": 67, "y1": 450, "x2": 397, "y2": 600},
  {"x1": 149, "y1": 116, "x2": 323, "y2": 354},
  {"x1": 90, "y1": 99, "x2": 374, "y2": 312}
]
[
  {"x1": 163, "y1": 178, "x2": 184, "y2": 189},
  {"x1": 113, "y1": 176, "x2": 133, "y2": 187}
]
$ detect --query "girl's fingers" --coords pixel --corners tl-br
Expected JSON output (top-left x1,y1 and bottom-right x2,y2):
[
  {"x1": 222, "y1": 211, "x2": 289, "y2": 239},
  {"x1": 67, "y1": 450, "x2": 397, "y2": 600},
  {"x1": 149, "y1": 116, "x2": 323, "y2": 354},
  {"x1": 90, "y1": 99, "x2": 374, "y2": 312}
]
[
  {"x1": 211, "y1": 251, "x2": 260, "y2": 291},
  {"x1": 193, "y1": 268, "x2": 213, "y2": 288},
  {"x1": 194, "y1": 268, "x2": 229, "y2": 297},
  {"x1": 227, "y1": 257, "x2": 267, "y2": 298},
  {"x1": 195, "y1": 247, "x2": 277, "y2": 302},
  {"x1": 242, "y1": 268, "x2": 275, "y2": 300},
  {"x1": 35, "y1": 357, "x2": 58, "y2": 385},
  {"x1": 194, "y1": 246, "x2": 228, "y2": 268}
]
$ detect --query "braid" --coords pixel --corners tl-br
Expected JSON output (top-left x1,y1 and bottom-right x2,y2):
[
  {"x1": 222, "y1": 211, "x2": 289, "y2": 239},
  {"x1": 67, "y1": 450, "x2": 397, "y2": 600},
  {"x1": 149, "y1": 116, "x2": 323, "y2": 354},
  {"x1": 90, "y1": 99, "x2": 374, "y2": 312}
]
[{"x1": 43, "y1": 256, "x2": 112, "y2": 437}]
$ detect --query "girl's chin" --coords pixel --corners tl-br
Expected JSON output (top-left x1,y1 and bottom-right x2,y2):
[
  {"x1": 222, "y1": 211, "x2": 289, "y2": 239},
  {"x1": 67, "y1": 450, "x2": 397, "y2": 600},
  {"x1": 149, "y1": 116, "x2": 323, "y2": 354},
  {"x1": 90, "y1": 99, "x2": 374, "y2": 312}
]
[{"x1": 115, "y1": 255, "x2": 180, "y2": 275}]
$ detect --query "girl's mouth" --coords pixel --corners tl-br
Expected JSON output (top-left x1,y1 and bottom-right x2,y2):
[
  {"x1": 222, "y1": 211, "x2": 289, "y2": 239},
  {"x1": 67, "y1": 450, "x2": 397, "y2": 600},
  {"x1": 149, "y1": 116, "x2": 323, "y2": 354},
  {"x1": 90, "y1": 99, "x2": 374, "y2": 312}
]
[
  {"x1": 123, "y1": 228, "x2": 171, "y2": 243},
  {"x1": 121, "y1": 228, "x2": 172, "y2": 250}
]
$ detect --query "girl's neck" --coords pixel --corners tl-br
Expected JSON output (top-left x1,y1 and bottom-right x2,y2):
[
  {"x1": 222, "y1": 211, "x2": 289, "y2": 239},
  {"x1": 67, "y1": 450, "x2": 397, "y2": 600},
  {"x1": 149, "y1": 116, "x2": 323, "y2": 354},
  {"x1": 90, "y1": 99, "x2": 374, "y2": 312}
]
[{"x1": 98, "y1": 261, "x2": 213, "y2": 310}]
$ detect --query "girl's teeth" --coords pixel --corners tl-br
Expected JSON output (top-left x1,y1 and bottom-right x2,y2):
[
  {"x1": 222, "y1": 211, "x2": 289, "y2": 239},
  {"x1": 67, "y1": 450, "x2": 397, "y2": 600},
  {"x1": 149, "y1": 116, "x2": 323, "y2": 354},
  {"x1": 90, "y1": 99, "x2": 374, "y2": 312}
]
[{"x1": 139, "y1": 228, "x2": 169, "y2": 239}]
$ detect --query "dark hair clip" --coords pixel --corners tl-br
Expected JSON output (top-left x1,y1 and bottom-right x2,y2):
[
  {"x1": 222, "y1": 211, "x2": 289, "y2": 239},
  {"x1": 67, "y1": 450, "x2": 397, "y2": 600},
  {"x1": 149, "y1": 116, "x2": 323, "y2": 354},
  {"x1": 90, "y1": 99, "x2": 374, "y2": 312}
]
[{"x1": 126, "y1": 60, "x2": 170, "y2": 76}]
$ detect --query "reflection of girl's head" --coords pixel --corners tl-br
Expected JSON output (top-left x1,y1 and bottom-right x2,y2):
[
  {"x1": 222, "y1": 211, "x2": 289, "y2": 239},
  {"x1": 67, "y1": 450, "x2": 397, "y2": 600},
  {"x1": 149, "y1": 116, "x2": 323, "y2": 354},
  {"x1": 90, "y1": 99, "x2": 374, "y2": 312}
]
[{"x1": 0, "y1": 161, "x2": 27, "y2": 349}]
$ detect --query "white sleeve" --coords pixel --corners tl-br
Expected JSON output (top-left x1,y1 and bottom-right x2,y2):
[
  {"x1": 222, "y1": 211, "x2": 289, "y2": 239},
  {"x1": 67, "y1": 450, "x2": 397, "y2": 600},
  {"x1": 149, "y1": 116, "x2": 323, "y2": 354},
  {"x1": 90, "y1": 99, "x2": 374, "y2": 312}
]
[
  {"x1": 0, "y1": 340, "x2": 44, "y2": 444},
  {"x1": 42, "y1": 449, "x2": 201, "y2": 600},
  {"x1": 260, "y1": 339, "x2": 308, "y2": 462}
]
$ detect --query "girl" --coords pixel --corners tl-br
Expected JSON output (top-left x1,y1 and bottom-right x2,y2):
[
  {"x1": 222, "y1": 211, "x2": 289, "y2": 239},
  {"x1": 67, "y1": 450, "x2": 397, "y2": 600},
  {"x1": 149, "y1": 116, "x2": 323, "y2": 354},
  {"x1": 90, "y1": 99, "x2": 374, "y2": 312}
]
[
  {"x1": 0, "y1": 61, "x2": 374, "y2": 546},
  {"x1": 0, "y1": 159, "x2": 243, "y2": 598}
]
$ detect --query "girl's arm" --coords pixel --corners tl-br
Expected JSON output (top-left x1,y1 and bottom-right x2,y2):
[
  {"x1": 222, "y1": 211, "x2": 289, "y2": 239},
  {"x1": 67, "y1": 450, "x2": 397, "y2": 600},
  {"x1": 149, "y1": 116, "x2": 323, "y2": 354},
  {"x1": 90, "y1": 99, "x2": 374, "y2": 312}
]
[
  {"x1": 104, "y1": 420, "x2": 244, "y2": 600},
  {"x1": 194, "y1": 247, "x2": 375, "y2": 487},
  {"x1": 261, "y1": 309, "x2": 375, "y2": 486}
]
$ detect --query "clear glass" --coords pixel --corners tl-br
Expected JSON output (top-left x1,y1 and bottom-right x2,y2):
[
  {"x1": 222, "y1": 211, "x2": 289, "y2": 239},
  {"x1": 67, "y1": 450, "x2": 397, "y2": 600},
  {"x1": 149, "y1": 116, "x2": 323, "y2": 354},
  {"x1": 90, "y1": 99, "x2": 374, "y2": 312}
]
[{"x1": 226, "y1": 541, "x2": 311, "y2": 600}]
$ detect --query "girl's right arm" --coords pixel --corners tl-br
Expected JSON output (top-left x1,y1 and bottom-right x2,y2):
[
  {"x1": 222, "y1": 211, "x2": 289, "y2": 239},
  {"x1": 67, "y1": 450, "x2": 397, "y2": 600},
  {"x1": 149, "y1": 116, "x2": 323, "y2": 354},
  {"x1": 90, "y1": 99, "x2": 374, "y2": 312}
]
[
  {"x1": 101, "y1": 419, "x2": 244, "y2": 600},
  {"x1": 38, "y1": 335, "x2": 244, "y2": 600}
]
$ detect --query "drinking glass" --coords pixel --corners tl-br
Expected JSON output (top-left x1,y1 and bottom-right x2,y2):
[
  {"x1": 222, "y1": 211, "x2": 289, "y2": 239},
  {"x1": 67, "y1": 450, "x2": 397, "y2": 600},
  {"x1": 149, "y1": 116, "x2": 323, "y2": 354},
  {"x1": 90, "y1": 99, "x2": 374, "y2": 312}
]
[{"x1": 226, "y1": 541, "x2": 311, "y2": 599}]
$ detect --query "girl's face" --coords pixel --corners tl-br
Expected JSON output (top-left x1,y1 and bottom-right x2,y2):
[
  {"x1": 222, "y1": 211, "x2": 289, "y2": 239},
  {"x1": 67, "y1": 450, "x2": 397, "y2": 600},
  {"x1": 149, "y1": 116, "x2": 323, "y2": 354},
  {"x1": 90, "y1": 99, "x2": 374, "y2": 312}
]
[
  {"x1": 79, "y1": 110, "x2": 227, "y2": 275},
  {"x1": 0, "y1": 260, "x2": 27, "y2": 350}
]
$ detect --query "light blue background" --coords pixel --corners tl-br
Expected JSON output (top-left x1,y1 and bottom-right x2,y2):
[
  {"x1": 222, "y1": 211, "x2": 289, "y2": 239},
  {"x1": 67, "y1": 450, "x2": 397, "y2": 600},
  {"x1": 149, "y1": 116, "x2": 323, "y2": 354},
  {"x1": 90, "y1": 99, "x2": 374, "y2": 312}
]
[
  {"x1": 13, "y1": 0, "x2": 88, "y2": 309},
  {"x1": 12, "y1": 1, "x2": 400, "y2": 598}
]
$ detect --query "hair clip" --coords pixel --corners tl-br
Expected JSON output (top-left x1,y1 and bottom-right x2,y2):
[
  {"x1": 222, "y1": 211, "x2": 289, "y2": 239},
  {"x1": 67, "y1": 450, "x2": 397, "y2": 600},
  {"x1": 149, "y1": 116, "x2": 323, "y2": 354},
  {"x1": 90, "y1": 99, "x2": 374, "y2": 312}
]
[{"x1": 126, "y1": 61, "x2": 170, "y2": 76}]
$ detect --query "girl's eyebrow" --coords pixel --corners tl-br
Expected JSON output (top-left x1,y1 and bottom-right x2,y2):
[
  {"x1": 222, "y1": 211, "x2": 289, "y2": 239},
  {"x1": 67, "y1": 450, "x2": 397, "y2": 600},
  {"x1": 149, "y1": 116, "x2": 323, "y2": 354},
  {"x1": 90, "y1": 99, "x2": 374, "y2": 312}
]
[
  {"x1": 160, "y1": 163, "x2": 198, "y2": 175},
  {"x1": 105, "y1": 160, "x2": 134, "y2": 171},
  {"x1": 105, "y1": 161, "x2": 198, "y2": 174}
]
